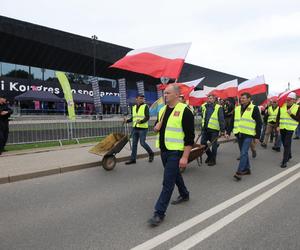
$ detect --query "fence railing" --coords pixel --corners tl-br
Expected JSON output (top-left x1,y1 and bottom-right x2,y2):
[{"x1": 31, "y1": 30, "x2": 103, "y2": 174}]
[{"x1": 7, "y1": 117, "x2": 202, "y2": 145}]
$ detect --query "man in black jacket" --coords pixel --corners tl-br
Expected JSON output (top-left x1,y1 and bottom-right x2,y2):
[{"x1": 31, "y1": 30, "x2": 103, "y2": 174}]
[
  {"x1": 0, "y1": 97, "x2": 13, "y2": 155},
  {"x1": 200, "y1": 95, "x2": 226, "y2": 166}
]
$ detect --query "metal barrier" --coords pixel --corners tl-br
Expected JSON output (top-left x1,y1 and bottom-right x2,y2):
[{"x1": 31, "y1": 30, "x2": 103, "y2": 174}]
[{"x1": 7, "y1": 116, "x2": 202, "y2": 145}]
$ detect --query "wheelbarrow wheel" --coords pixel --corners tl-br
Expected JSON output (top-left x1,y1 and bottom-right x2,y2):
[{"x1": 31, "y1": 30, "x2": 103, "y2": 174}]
[{"x1": 102, "y1": 155, "x2": 117, "y2": 171}]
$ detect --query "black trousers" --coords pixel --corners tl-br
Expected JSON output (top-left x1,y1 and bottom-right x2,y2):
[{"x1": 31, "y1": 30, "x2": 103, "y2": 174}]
[
  {"x1": 0, "y1": 120, "x2": 9, "y2": 151},
  {"x1": 280, "y1": 129, "x2": 293, "y2": 164}
]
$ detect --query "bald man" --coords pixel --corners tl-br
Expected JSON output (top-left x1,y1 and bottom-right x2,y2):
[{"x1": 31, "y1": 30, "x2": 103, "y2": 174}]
[{"x1": 148, "y1": 84, "x2": 195, "y2": 226}]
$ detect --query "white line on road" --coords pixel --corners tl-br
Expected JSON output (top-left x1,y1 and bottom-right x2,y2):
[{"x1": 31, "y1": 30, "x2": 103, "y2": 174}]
[
  {"x1": 131, "y1": 163, "x2": 300, "y2": 250},
  {"x1": 171, "y1": 169, "x2": 300, "y2": 250}
]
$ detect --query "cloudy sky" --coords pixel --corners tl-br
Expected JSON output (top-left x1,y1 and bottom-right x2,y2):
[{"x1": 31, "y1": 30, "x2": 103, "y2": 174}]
[{"x1": 2, "y1": 0, "x2": 300, "y2": 93}]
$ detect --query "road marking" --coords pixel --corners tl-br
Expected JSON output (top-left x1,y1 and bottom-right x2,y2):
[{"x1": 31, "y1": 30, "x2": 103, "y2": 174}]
[
  {"x1": 131, "y1": 162, "x2": 300, "y2": 250},
  {"x1": 171, "y1": 170, "x2": 300, "y2": 250}
]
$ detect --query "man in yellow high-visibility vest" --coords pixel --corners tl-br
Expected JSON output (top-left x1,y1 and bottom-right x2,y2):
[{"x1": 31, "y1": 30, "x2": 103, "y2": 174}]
[
  {"x1": 200, "y1": 94, "x2": 226, "y2": 166},
  {"x1": 125, "y1": 94, "x2": 154, "y2": 164},
  {"x1": 261, "y1": 99, "x2": 279, "y2": 148},
  {"x1": 276, "y1": 92, "x2": 300, "y2": 168},
  {"x1": 228, "y1": 92, "x2": 262, "y2": 181},
  {"x1": 148, "y1": 84, "x2": 195, "y2": 227}
]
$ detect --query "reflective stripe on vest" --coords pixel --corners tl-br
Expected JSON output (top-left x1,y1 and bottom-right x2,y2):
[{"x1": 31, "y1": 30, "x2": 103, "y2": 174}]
[
  {"x1": 132, "y1": 104, "x2": 148, "y2": 129},
  {"x1": 279, "y1": 103, "x2": 299, "y2": 131},
  {"x1": 267, "y1": 106, "x2": 279, "y2": 123},
  {"x1": 233, "y1": 104, "x2": 256, "y2": 136},
  {"x1": 155, "y1": 102, "x2": 186, "y2": 151},
  {"x1": 201, "y1": 103, "x2": 221, "y2": 130}
]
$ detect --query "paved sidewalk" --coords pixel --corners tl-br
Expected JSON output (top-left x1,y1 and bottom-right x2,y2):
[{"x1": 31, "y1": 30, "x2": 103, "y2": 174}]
[{"x1": 0, "y1": 136, "x2": 235, "y2": 184}]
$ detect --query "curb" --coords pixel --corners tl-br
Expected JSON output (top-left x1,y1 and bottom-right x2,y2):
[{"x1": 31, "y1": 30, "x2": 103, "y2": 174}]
[{"x1": 0, "y1": 138, "x2": 236, "y2": 185}]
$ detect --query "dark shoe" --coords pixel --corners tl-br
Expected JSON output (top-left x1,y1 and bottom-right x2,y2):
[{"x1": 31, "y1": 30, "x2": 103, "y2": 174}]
[
  {"x1": 261, "y1": 143, "x2": 267, "y2": 148},
  {"x1": 125, "y1": 160, "x2": 136, "y2": 165},
  {"x1": 252, "y1": 150, "x2": 257, "y2": 158},
  {"x1": 149, "y1": 153, "x2": 154, "y2": 162},
  {"x1": 237, "y1": 157, "x2": 240, "y2": 160},
  {"x1": 205, "y1": 157, "x2": 210, "y2": 164},
  {"x1": 233, "y1": 174, "x2": 242, "y2": 181},
  {"x1": 171, "y1": 195, "x2": 189, "y2": 205},
  {"x1": 148, "y1": 214, "x2": 164, "y2": 227},
  {"x1": 293, "y1": 136, "x2": 299, "y2": 140},
  {"x1": 208, "y1": 160, "x2": 216, "y2": 166},
  {"x1": 239, "y1": 169, "x2": 251, "y2": 175},
  {"x1": 280, "y1": 162, "x2": 287, "y2": 168},
  {"x1": 272, "y1": 146, "x2": 280, "y2": 152}
]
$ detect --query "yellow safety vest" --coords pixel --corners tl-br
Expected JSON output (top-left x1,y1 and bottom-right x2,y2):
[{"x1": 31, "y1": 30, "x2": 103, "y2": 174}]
[
  {"x1": 201, "y1": 103, "x2": 221, "y2": 131},
  {"x1": 155, "y1": 102, "x2": 186, "y2": 151},
  {"x1": 132, "y1": 104, "x2": 148, "y2": 129},
  {"x1": 279, "y1": 103, "x2": 299, "y2": 131},
  {"x1": 267, "y1": 106, "x2": 279, "y2": 123},
  {"x1": 233, "y1": 103, "x2": 256, "y2": 136}
]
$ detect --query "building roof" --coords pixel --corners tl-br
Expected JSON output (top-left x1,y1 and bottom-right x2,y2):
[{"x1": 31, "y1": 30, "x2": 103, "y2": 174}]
[{"x1": 0, "y1": 15, "x2": 247, "y2": 87}]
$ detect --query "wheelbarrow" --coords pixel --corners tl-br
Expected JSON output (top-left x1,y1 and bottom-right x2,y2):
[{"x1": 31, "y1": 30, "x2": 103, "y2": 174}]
[
  {"x1": 180, "y1": 134, "x2": 220, "y2": 173},
  {"x1": 89, "y1": 133, "x2": 129, "y2": 171}
]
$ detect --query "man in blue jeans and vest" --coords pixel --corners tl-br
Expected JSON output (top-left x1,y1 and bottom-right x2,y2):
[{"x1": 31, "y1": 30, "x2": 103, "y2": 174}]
[
  {"x1": 148, "y1": 84, "x2": 194, "y2": 226},
  {"x1": 125, "y1": 94, "x2": 154, "y2": 164},
  {"x1": 229, "y1": 92, "x2": 262, "y2": 181}
]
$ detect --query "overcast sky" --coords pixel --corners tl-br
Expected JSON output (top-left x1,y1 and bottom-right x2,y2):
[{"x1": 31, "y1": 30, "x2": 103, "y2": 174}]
[{"x1": 2, "y1": 0, "x2": 300, "y2": 94}]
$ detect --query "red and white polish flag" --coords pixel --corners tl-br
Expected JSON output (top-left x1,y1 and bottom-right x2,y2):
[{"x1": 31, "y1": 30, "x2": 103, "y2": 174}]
[
  {"x1": 278, "y1": 88, "x2": 300, "y2": 107},
  {"x1": 238, "y1": 75, "x2": 267, "y2": 96},
  {"x1": 178, "y1": 77, "x2": 205, "y2": 99},
  {"x1": 188, "y1": 87, "x2": 212, "y2": 106},
  {"x1": 209, "y1": 79, "x2": 238, "y2": 99},
  {"x1": 110, "y1": 43, "x2": 191, "y2": 79}
]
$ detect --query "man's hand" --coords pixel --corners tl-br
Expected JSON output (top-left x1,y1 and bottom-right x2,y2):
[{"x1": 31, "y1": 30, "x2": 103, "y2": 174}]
[
  {"x1": 0, "y1": 111, "x2": 8, "y2": 116},
  {"x1": 154, "y1": 122, "x2": 162, "y2": 132},
  {"x1": 254, "y1": 138, "x2": 260, "y2": 144},
  {"x1": 179, "y1": 156, "x2": 188, "y2": 169},
  {"x1": 276, "y1": 127, "x2": 280, "y2": 132},
  {"x1": 287, "y1": 109, "x2": 292, "y2": 115}
]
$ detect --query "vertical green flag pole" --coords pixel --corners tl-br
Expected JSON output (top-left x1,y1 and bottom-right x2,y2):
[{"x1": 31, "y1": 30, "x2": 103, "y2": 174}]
[{"x1": 56, "y1": 71, "x2": 76, "y2": 120}]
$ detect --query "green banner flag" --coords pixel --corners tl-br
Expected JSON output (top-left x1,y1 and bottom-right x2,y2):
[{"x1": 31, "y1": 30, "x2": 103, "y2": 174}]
[{"x1": 56, "y1": 71, "x2": 75, "y2": 120}]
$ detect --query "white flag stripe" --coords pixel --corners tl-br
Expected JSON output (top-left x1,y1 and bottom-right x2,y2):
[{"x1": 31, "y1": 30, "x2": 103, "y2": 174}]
[
  {"x1": 189, "y1": 87, "x2": 212, "y2": 98},
  {"x1": 182, "y1": 77, "x2": 205, "y2": 88},
  {"x1": 127, "y1": 43, "x2": 191, "y2": 59},
  {"x1": 215, "y1": 79, "x2": 238, "y2": 90},
  {"x1": 203, "y1": 85, "x2": 216, "y2": 93},
  {"x1": 238, "y1": 75, "x2": 265, "y2": 90}
]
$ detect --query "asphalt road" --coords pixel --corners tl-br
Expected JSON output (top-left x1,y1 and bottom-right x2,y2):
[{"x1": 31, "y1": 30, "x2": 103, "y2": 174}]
[{"x1": 0, "y1": 139, "x2": 299, "y2": 250}]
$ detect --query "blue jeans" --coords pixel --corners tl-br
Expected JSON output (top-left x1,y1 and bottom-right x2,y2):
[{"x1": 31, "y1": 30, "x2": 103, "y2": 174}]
[
  {"x1": 260, "y1": 123, "x2": 267, "y2": 142},
  {"x1": 130, "y1": 128, "x2": 153, "y2": 161},
  {"x1": 237, "y1": 136, "x2": 252, "y2": 173},
  {"x1": 274, "y1": 134, "x2": 282, "y2": 148},
  {"x1": 296, "y1": 124, "x2": 300, "y2": 137},
  {"x1": 154, "y1": 150, "x2": 189, "y2": 217},
  {"x1": 201, "y1": 130, "x2": 219, "y2": 161}
]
